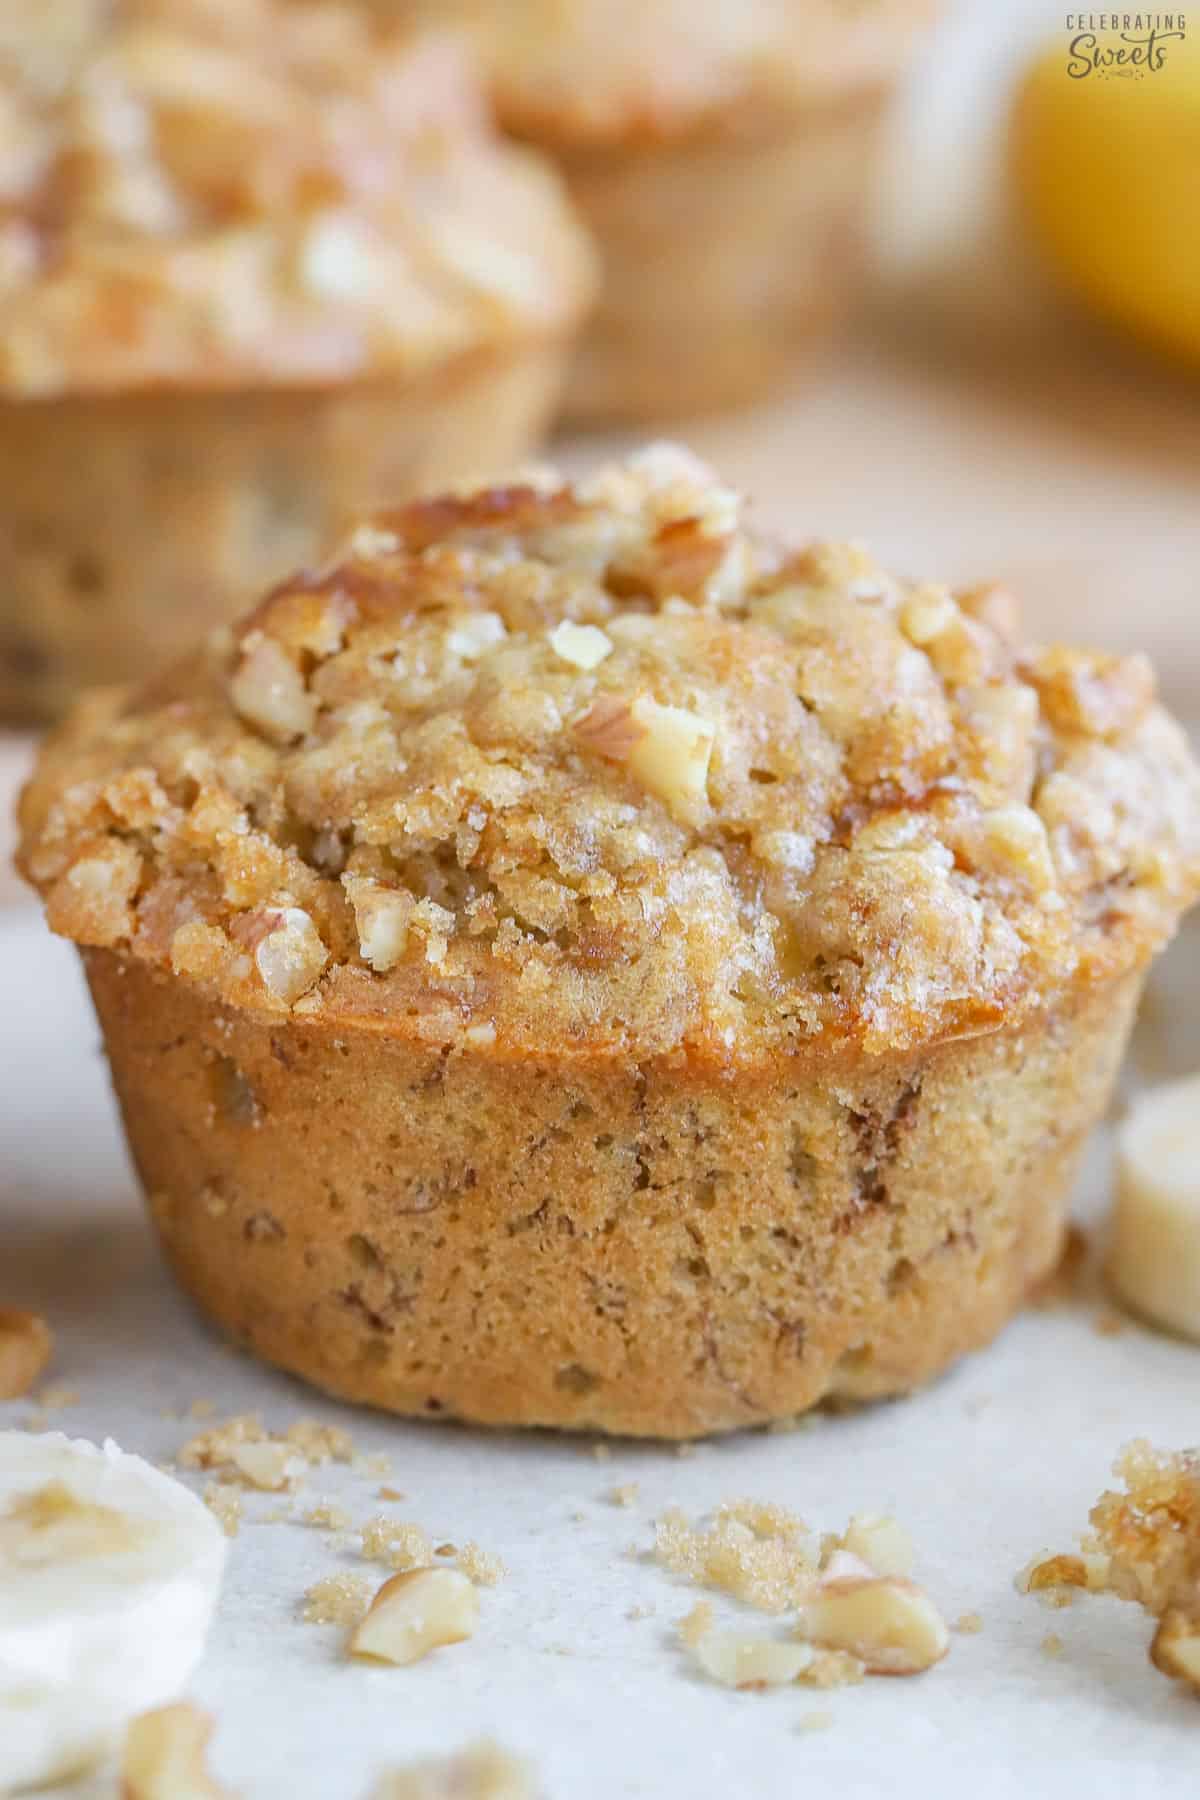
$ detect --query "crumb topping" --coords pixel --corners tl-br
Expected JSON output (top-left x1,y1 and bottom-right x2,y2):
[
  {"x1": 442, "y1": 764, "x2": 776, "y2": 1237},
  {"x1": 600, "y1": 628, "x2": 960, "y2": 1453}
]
[
  {"x1": 19, "y1": 446, "x2": 1200, "y2": 1066},
  {"x1": 403, "y1": 0, "x2": 938, "y2": 146},
  {"x1": 1023, "y1": 1441, "x2": 1200, "y2": 1693},
  {"x1": 0, "y1": 0, "x2": 592, "y2": 394}
]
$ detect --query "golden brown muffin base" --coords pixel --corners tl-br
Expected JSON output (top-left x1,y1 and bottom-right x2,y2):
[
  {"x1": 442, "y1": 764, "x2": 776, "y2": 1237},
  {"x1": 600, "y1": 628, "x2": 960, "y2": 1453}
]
[
  {"x1": 84, "y1": 949, "x2": 1141, "y2": 1438},
  {"x1": 0, "y1": 342, "x2": 567, "y2": 723},
  {"x1": 557, "y1": 94, "x2": 887, "y2": 423}
]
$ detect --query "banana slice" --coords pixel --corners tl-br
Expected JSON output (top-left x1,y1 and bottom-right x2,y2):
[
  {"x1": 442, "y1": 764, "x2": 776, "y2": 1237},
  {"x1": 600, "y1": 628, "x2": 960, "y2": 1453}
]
[
  {"x1": 0, "y1": 1430, "x2": 227, "y2": 1794},
  {"x1": 1111, "y1": 1072, "x2": 1200, "y2": 1340}
]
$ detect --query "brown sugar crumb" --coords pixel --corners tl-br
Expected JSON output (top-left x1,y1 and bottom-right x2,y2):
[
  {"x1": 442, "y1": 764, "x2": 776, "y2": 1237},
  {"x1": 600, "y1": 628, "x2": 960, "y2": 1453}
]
[
  {"x1": 457, "y1": 1542, "x2": 506, "y2": 1587},
  {"x1": 677, "y1": 1601, "x2": 715, "y2": 1648},
  {"x1": 286, "y1": 1419, "x2": 355, "y2": 1465},
  {"x1": 1040, "y1": 1633, "x2": 1065, "y2": 1659},
  {"x1": 361, "y1": 1516, "x2": 433, "y2": 1571},
  {"x1": 609, "y1": 1483, "x2": 640, "y2": 1508},
  {"x1": 303, "y1": 1573, "x2": 372, "y2": 1627},
  {"x1": 379, "y1": 1487, "x2": 406, "y2": 1502},
  {"x1": 370, "y1": 1741, "x2": 535, "y2": 1799},
  {"x1": 1023, "y1": 1441, "x2": 1200, "y2": 1693},
  {"x1": 798, "y1": 1711, "x2": 834, "y2": 1733},
  {"x1": 435, "y1": 1542, "x2": 458, "y2": 1558},
  {"x1": 203, "y1": 1482, "x2": 244, "y2": 1539},
  {"x1": 0, "y1": 1310, "x2": 53, "y2": 1401},
  {"x1": 654, "y1": 1501, "x2": 816, "y2": 1613},
  {"x1": 303, "y1": 1502, "x2": 352, "y2": 1532},
  {"x1": 953, "y1": 1612, "x2": 984, "y2": 1635}
]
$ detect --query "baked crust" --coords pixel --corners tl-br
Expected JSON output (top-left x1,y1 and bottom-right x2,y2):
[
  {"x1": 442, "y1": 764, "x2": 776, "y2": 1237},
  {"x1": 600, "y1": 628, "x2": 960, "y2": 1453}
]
[
  {"x1": 401, "y1": 0, "x2": 938, "y2": 148},
  {"x1": 0, "y1": 1, "x2": 593, "y2": 394},
  {"x1": 85, "y1": 946, "x2": 1141, "y2": 1436},
  {"x1": 19, "y1": 446, "x2": 1200, "y2": 1065}
]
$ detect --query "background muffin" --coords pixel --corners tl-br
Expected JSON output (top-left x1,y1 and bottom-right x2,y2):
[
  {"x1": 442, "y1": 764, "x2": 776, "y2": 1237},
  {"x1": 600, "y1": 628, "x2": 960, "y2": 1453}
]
[
  {"x1": 397, "y1": 0, "x2": 939, "y2": 420},
  {"x1": 0, "y1": 0, "x2": 594, "y2": 721},
  {"x1": 18, "y1": 446, "x2": 1200, "y2": 1437}
]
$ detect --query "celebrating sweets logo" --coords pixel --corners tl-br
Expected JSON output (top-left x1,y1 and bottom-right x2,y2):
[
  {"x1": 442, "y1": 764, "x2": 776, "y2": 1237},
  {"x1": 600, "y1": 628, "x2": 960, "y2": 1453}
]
[{"x1": 1065, "y1": 12, "x2": 1187, "y2": 76}]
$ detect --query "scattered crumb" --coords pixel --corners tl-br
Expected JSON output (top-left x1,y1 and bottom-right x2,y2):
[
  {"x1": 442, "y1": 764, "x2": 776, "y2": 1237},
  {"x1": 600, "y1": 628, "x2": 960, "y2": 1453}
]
[
  {"x1": 654, "y1": 1501, "x2": 815, "y2": 1613},
  {"x1": 361, "y1": 1516, "x2": 433, "y2": 1571},
  {"x1": 286, "y1": 1419, "x2": 355, "y2": 1465},
  {"x1": 435, "y1": 1542, "x2": 457, "y2": 1557},
  {"x1": 1094, "y1": 1310, "x2": 1126, "y2": 1338},
  {"x1": 1040, "y1": 1633, "x2": 1065, "y2": 1659},
  {"x1": 370, "y1": 1741, "x2": 534, "y2": 1799},
  {"x1": 231, "y1": 1441, "x2": 305, "y2": 1492},
  {"x1": 354, "y1": 1450, "x2": 392, "y2": 1479},
  {"x1": 457, "y1": 1541, "x2": 505, "y2": 1587},
  {"x1": 1022, "y1": 1440, "x2": 1200, "y2": 1693},
  {"x1": 953, "y1": 1612, "x2": 983, "y2": 1635},
  {"x1": 610, "y1": 1483, "x2": 639, "y2": 1509},
  {"x1": 36, "y1": 1383, "x2": 79, "y2": 1411},
  {"x1": 203, "y1": 1482, "x2": 243, "y2": 1538},
  {"x1": 379, "y1": 1486, "x2": 406, "y2": 1502},
  {"x1": 181, "y1": 1413, "x2": 268, "y2": 1470},
  {"x1": 0, "y1": 1310, "x2": 53, "y2": 1402},
  {"x1": 677, "y1": 1601, "x2": 714, "y2": 1648},
  {"x1": 570, "y1": 1510, "x2": 587, "y2": 1524},
  {"x1": 303, "y1": 1573, "x2": 372, "y2": 1627},
  {"x1": 303, "y1": 1502, "x2": 351, "y2": 1532},
  {"x1": 590, "y1": 1443, "x2": 612, "y2": 1463},
  {"x1": 188, "y1": 1398, "x2": 216, "y2": 1419},
  {"x1": 799, "y1": 1651, "x2": 866, "y2": 1690},
  {"x1": 627, "y1": 1602, "x2": 656, "y2": 1621},
  {"x1": 798, "y1": 1711, "x2": 833, "y2": 1733}
]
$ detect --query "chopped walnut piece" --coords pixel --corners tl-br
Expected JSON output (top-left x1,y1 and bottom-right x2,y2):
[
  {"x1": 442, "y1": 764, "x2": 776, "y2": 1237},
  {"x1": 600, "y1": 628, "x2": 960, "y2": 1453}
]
[
  {"x1": 254, "y1": 907, "x2": 328, "y2": 1005},
  {"x1": 626, "y1": 695, "x2": 715, "y2": 823},
  {"x1": 229, "y1": 1442, "x2": 305, "y2": 1492},
  {"x1": 832, "y1": 1515, "x2": 914, "y2": 1579},
  {"x1": 351, "y1": 1566, "x2": 479, "y2": 1666},
  {"x1": 795, "y1": 1575, "x2": 949, "y2": 1675},
  {"x1": 303, "y1": 1572, "x2": 372, "y2": 1627},
  {"x1": 549, "y1": 620, "x2": 612, "y2": 670},
  {"x1": 122, "y1": 1703, "x2": 233, "y2": 1800},
  {"x1": 0, "y1": 1309, "x2": 53, "y2": 1400},
  {"x1": 691, "y1": 1630, "x2": 814, "y2": 1691},
  {"x1": 370, "y1": 1741, "x2": 534, "y2": 1800},
  {"x1": 1151, "y1": 1612, "x2": 1200, "y2": 1690},
  {"x1": 230, "y1": 637, "x2": 314, "y2": 745}
]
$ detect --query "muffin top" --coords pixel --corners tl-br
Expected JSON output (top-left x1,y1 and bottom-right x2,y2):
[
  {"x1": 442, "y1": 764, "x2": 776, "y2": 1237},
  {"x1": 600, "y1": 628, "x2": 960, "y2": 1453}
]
[
  {"x1": 0, "y1": 0, "x2": 593, "y2": 395},
  {"x1": 19, "y1": 445, "x2": 1200, "y2": 1067},
  {"x1": 400, "y1": 0, "x2": 940, "y2": 147}
]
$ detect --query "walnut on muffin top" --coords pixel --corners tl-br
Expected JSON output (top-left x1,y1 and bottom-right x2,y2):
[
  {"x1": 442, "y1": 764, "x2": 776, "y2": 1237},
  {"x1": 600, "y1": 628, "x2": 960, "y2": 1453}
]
[
  {"x1": 18, "y1": 446, "x2": 1200, "y2": 1064},
  {"x1": 0, "y1": 0, "x2": 593, "y2": 394}
]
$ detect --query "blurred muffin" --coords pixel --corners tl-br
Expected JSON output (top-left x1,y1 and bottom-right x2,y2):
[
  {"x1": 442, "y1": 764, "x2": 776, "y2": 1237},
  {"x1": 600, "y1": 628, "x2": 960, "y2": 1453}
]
[
  {"x1": 18, "y1": 445, "x2": 1200, "y2": 1437},
  {"x1": 0, "y1": 0, "x2": 594, "y2": 721},
  {"x1": 396, "y1": 0, "x2": 938, "y2": 420}
]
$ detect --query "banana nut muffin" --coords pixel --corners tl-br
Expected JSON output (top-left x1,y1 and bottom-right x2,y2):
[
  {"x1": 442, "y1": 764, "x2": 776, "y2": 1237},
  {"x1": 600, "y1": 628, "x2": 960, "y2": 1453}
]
[
  {"x1": 18, "y1": 445, "x2": 1200, "y2": 1437},
  {"x1": 0, "y1": 0, "x2": 594, "y2": 720},
  {"x1": 397, "y1": 0, "x2": 939, "y2": 419}
]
